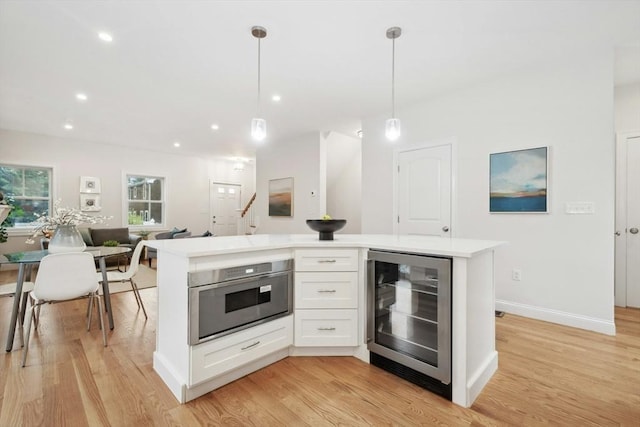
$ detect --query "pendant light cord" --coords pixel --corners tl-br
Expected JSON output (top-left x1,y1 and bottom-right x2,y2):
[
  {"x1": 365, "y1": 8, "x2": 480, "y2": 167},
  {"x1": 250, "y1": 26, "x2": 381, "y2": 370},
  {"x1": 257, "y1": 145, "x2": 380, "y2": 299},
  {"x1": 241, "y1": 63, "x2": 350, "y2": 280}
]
[
  {"x1": 257, "y1": 37, "x2": 261, "y2": 115},
  {"x1": 391, "y1": 36, "x2": 395, "y2": 119}
]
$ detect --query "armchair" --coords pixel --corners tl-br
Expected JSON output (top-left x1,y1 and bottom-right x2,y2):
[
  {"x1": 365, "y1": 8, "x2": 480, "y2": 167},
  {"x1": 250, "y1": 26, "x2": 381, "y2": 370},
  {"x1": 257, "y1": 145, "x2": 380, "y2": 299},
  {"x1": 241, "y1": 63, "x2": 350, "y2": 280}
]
[{"x1": 146, "y1": 229, "x2": 192, "y2": 267}]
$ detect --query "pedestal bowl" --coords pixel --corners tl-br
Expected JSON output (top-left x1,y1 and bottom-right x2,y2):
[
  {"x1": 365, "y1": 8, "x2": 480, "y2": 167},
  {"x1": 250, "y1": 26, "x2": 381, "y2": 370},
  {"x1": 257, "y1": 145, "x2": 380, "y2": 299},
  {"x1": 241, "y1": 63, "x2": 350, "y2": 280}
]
[{"x1": 306, "y1": 219, "x2": 347, "y2": 241}]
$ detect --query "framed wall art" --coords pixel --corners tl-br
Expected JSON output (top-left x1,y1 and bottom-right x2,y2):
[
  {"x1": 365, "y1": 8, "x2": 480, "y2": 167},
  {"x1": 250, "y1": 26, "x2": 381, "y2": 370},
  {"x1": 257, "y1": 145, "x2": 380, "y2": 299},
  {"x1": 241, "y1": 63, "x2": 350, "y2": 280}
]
[
  {"x1": 268, "y1": 177, "x2": 293, "y2": 217},
  {"x1": 80, "y1": 194, "x2": 102, "y2": 212},
  {"x1": 490, "y1": 146, "x2": 548, "y2": 213},
  {"x1": 80, "y1": 176, "x2": 101, "y2": 193}
]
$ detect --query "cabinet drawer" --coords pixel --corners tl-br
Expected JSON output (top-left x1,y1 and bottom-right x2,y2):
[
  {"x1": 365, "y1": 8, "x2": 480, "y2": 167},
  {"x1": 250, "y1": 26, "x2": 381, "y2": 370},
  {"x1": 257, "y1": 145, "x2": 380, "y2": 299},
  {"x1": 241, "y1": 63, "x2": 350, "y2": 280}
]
[
  {"x1": 190, "y1": 315, "x2": 293, "y2": 385},
  {"x1": 294, "y1": 309, "x2": 358, "y2": 347},
  {"x1": 295, "y1": 249, "x2": 359, "y2": 272},
  {"x1": 295, "y1": 272, "x2": 358, "y2": 309}
]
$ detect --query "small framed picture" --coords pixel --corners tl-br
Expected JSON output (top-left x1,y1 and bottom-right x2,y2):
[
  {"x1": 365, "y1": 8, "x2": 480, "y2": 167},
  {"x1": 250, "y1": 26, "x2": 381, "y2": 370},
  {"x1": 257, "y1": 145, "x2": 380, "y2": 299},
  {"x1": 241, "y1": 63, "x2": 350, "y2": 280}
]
[
  {"x1": 80, "y1": 176, "x2": 101, "y2": 193},
  {"x1": 80, "y1": 194, "x2": 101, "y2": 211}
]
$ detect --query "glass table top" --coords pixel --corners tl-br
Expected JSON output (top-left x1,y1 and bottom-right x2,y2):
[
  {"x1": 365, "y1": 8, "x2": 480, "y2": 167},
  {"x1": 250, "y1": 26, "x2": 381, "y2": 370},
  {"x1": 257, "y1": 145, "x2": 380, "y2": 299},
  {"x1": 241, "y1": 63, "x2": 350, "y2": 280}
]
[{"x1": 0, "y1": 246, "x2": 131, "y2": 264}]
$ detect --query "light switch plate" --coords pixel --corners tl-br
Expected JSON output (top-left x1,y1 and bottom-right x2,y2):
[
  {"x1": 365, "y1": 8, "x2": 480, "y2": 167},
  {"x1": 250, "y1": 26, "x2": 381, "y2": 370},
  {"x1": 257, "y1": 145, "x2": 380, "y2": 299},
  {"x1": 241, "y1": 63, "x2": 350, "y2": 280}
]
[{"x1": 565, "y1": 202, "x2": 595, "y2": 214}]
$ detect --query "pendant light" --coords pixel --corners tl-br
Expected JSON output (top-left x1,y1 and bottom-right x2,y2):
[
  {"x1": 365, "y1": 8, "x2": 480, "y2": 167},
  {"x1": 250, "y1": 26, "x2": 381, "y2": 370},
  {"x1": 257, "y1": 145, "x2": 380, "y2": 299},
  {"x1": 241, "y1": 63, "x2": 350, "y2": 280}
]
[
  {"x1": 251, "y1": 26, "x2": 267, "y2": 141},
  {"x1": 385, "y1": 27, "x2": 402, "y2": 141}
]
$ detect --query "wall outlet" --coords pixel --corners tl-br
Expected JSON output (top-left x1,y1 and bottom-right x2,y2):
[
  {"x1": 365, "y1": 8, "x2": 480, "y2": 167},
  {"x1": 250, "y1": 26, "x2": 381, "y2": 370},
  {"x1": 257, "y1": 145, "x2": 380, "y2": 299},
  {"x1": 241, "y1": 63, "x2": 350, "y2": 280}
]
[{"x1": 512, "y1": 269, "x2": 522, "y2": 281}]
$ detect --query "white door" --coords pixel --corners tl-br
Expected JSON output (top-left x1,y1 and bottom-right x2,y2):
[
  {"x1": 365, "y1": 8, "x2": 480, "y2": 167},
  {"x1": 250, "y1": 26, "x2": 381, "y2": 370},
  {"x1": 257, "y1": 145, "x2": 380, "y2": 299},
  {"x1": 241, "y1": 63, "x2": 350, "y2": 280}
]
[
  {"x1": 397, "y1": 144, "x2": 452, "y2": 236},
  {"x1": 615, "y1": 132, "x2": 640, "y2": 308},
  {"x1": 210, "y1": 182, "x2": 241, "y2": 236}
]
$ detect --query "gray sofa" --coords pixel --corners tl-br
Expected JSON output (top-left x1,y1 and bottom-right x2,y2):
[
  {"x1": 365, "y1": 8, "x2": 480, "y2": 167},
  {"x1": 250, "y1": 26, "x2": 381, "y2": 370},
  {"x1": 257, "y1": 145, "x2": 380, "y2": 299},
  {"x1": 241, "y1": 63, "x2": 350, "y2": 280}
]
[
  {"x1": 80, "y1": 227, "x2": 142, "y2": 249},
  {"x1": 79, "y1": 227, "x2": 142, "y2": 266}
]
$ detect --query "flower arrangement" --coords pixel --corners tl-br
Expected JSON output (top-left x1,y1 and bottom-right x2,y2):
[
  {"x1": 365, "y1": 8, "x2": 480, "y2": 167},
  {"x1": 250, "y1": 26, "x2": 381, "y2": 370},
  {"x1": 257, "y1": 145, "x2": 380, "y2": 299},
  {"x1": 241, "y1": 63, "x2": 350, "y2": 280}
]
[{"x1": 26, "y1": 199, "x2": 112, "y2": 244}]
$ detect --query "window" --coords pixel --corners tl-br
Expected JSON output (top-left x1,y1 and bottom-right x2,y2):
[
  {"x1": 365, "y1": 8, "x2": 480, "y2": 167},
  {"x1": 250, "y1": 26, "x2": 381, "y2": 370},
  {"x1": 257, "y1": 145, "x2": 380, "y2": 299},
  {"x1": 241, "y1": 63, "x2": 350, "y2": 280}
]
[
  {"x1": 0, "y1": 164, "x2": 52, "y2": 229},
  {"x1": 126, "y1": 174, "x2": 164, "y2": 226}
]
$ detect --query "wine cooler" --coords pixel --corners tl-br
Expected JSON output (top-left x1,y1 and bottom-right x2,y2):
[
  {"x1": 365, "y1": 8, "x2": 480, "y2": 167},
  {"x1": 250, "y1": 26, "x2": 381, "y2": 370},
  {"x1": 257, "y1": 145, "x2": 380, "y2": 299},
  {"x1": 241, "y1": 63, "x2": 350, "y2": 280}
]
[{"x1": 367, "y1": 249, "x2": 452, "y2": 399}]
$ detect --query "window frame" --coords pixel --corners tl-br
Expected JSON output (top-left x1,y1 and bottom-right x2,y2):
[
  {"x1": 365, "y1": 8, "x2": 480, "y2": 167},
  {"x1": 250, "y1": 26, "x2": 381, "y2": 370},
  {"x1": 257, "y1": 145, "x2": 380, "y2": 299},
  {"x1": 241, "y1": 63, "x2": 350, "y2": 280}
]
[
  {"x1": 123, "y1": 172, "x2": 166, "y2": 230},
  {"x1": 0, "y1": 162, "x2": 55, "y2": 236}
]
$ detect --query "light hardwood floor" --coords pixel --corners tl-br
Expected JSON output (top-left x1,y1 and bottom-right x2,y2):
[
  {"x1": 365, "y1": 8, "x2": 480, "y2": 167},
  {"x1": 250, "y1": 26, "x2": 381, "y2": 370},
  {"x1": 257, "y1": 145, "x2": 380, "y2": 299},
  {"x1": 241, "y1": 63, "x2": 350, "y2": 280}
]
[{"x1": 0, "y1": 285, "x2": 638, "y2": 426}]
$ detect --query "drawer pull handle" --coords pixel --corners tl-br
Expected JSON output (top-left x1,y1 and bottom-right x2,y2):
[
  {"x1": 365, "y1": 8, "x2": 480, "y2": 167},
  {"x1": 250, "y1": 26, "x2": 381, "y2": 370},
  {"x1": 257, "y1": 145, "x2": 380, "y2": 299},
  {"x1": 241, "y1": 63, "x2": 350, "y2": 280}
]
[
  {"x1": 241, "y1": 341, "x2": 260, "y2": 351},
  {"x1": 318, "y1": 259, "x2": 337, "y2": 263},
  {"x1": 317, "y1": 327, "x2": 336, "y2": 331},
  {"x1": 318, "y1": 289, "x2": 337, "y2": 293}
]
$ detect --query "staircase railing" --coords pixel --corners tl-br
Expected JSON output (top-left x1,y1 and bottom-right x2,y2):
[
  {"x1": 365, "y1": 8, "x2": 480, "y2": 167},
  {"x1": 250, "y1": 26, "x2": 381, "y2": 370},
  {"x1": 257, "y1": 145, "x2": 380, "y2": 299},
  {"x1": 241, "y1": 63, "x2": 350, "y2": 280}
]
[{"x1": 238, "y1": 193, "x2": 257, "y2": 235}]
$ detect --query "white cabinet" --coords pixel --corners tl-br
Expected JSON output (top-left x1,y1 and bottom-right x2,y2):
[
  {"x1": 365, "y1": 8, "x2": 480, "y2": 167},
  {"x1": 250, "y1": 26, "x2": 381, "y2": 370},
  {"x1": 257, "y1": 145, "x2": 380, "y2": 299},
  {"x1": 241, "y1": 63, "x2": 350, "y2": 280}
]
[
  {"x1": 294, "y1": 249, "x2": 359, "y2": 347},
  {"x1": 295, "y1": 271, "x2": 357, "y2": 309},
  {"x1": 190, "y1": 315, "x2": 293, "y2": 386},
  {"x1": 295, "y1": 309, "x2": 358, "y2": 347},
  {"x1": 295, "y1": 249, "x2": 359, "y2": 272}
]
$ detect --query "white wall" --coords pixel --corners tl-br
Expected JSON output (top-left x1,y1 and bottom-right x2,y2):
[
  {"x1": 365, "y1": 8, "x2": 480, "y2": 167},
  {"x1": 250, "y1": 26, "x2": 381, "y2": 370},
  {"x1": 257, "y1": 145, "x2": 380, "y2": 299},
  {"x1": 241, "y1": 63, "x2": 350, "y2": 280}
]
[
  {"x1": 255, "y1": 132, "x2": 322, "y2": 234},
  {"x1": 324, "y1": 131, "x2": 362, "y2": 233},
  {"x1": 0, "y1": 129, "x2": 254, "y2": 253},
  {"x1": 362, "y1": 51, "x2": 616, "y2": 333},
  {"x1": 615, "y1": 82, "x2": 640, "y2": 132}
]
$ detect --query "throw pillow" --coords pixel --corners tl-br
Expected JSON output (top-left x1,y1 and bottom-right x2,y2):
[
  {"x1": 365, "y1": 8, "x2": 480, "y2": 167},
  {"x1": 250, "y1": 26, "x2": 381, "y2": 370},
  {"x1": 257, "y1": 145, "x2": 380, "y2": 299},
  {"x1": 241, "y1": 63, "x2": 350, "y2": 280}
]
[{"x1": 170, "y1": 227, "x2": 187, "y2": 237}]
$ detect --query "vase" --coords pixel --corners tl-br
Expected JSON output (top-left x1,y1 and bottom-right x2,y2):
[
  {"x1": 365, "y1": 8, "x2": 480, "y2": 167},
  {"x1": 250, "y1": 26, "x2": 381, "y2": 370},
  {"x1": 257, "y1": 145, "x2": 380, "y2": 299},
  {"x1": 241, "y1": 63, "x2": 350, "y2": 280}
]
[{"x1": 47, "y1": 224, "x2": 87, "y2": 253}]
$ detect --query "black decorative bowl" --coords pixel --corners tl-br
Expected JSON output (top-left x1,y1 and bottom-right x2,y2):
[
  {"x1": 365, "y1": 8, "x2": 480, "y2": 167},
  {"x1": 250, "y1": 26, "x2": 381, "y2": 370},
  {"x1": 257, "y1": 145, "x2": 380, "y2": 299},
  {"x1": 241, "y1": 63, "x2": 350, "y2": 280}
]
[{"x1": 306, "y1": 219, "x2": 347, "y2": 241}]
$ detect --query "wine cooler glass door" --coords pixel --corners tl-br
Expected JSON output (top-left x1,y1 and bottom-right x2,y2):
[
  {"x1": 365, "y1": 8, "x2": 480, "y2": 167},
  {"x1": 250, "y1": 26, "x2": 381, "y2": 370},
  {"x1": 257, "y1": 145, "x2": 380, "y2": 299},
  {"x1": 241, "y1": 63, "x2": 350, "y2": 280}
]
[{"x1": 367, "y1": 250, "x2": 451, "y2": 384}]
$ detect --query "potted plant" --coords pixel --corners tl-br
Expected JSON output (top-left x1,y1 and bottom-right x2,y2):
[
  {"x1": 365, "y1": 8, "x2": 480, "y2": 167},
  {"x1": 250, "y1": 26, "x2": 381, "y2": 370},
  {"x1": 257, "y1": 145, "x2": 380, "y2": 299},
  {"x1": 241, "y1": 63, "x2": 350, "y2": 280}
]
[
  {"x1": 0, "y1": 192, "x2": 11, "y2": 244},
  {"x1": 136, "y1": 229, "x2": 151, "y2": 240}
]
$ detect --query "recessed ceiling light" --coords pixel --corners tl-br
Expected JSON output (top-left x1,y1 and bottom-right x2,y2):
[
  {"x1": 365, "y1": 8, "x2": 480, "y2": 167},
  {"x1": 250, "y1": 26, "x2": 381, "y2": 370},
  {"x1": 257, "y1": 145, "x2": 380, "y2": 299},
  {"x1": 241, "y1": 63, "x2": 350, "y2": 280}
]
[
  {"x1": 173, "y1": 142, "x2": 181, "y2": 147},
  {"x1": 76, "y1": 93, "x2": 88, "y2": 101},
  {"x1": 211, "y1": 124, "x2": 220, "y2": 130},
  {"x1": 272, "y1": 95, "x2": 281, "y2": 102},
  {"x1": 98, "y1": 32, "x2": 113, "y2": 43},
  {"x1": 63, "y1": 123, "x2": 73, "y2": 130}
]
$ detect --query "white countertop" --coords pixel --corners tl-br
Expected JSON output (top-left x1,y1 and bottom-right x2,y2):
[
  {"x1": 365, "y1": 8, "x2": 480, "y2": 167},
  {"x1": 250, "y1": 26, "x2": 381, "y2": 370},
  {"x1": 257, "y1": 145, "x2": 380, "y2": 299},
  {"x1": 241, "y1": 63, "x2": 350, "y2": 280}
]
[{"x1": 145, "y1": 234, "x2": 504, "y2": 258}]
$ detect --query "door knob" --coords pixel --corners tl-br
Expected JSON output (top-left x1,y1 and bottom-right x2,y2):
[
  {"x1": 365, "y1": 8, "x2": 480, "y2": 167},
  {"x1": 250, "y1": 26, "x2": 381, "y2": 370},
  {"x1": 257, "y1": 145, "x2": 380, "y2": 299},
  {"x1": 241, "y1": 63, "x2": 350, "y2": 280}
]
[
  {"x1": 630, "y1": 228, "x2": 639, "y2": 234},
  {"x1": 615, "y1": 231, "x2": 621, "y2": 236},
  {"x1": 442, "y1": 226, "x2": 450, "y2": 232}
]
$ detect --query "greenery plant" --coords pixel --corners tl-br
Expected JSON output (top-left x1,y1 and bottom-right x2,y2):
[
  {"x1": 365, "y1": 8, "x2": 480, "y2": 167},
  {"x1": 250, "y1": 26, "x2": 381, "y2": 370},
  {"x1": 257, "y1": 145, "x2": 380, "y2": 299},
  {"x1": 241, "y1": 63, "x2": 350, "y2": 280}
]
[
  {"x1": 0, "y1": 219, "x2": 7, "y2": 244},
  {"x1": 0, "y1": 191, "x2": 9, "y2": 244},
  {"x1": 103, "y1": 240, "x2": 119, "y2": 247}
]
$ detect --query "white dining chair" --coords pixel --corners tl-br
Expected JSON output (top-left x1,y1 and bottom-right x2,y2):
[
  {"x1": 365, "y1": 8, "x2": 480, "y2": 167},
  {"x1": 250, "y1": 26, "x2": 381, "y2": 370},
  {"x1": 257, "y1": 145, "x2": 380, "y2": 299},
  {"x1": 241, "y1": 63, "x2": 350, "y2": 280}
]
[
  {"x1": 97, "y1": 241, "x2": 147, "y2": 319},
  {"x1": 22, "y1": 252, "x2": 107, "y2": 367},
  {"x1": 0, "y1": 280, "x2": 35, "y2": 346}
]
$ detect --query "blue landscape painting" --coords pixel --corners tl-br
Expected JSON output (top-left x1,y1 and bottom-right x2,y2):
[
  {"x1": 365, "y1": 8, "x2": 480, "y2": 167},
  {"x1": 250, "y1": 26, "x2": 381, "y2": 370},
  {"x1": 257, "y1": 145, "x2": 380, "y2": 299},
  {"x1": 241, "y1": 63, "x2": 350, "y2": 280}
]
[{"x1": 490, "y1": 147, "x2": 548, "y2": 213}]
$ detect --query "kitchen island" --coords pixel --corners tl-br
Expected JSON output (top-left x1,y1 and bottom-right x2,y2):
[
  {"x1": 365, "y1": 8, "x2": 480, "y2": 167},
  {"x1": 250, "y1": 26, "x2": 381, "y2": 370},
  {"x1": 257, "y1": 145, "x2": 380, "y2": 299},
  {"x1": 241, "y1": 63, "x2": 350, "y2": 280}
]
[{"x1": 145, "y1": 234, "x2": 503, "y2": 407}]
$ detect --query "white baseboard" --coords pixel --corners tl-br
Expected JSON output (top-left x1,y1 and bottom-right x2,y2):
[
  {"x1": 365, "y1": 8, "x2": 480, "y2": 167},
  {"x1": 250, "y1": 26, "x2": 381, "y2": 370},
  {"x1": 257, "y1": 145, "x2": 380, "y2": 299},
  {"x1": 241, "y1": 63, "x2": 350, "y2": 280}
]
[
  {"x1": 496, "y1": 300, "x2": 616, "y2": 335},
  {"x1": 467, "y1": 351, "x2": 498, "y2": 407},
  {"x1": 153, "y1": 351, "x2": 187, "y2": 403}
]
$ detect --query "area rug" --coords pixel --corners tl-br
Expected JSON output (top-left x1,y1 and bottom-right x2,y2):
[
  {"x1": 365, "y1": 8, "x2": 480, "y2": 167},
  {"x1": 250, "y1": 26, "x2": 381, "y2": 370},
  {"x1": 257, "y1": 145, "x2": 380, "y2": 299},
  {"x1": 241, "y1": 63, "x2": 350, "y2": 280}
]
[
  {"x1": 107, "y1": 264, "x2": 157, "y2": 294},
  {"x1": 0, "y1": 264, "x2": 157, "y2": 294}
]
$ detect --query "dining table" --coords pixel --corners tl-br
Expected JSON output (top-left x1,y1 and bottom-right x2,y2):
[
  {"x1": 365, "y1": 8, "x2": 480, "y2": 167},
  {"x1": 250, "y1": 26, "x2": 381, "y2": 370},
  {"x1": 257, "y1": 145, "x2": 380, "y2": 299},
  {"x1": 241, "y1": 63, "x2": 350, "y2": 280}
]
[{"x1": 0, "y1": 246, "x2": 131, "y2": 352}]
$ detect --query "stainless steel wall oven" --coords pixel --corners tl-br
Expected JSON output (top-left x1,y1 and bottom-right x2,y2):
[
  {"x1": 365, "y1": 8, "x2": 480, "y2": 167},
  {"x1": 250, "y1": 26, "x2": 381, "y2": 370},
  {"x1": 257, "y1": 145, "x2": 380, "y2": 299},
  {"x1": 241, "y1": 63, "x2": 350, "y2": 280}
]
[
  {"x1": 188, "y1": 260, "x2": 293, "y2": 345},
  {"x1": 367, "y1": 250, "x2": 452, "y2": 399}
]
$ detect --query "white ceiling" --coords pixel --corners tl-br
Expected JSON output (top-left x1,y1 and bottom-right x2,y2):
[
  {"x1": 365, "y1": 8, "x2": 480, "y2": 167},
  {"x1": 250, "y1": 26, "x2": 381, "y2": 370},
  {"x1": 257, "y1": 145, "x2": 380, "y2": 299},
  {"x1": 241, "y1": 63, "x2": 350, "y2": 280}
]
[{"x1": 1, "y1": 1, "x2": 639, "y2": 160}]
